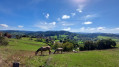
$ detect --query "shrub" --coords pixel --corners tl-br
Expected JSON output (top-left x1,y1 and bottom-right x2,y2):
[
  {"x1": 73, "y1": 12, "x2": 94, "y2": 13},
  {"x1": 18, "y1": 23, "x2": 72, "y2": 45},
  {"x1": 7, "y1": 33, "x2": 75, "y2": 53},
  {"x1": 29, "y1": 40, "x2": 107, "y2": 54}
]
[
  {"x1": 52, "y1": 42, "x2": 62, "y2": 49},
  {"x1": 29, "y1": 37, "x2": 33, "y2": 40},
  {"x1": 111, "y1": 40, "x2": 116, "y2": 47},
  {"x1": 36, "y1": 38, "x2": 43, "y2": 42},
  {"x1": 84, "y1": 41, "x2": 96, "y2": 50},
  {"x1": 62, "y1": 42, "x2": 74, "y2": 51},
  {"x1": 0, "y1": 37, "x2": 9, "y2": 46},
  {"x1": 79, "y1": 46, "x2": 85, "y2": 51},
  {"x1": 16, "y1": 35, "x2": 22, "y2": 39}
]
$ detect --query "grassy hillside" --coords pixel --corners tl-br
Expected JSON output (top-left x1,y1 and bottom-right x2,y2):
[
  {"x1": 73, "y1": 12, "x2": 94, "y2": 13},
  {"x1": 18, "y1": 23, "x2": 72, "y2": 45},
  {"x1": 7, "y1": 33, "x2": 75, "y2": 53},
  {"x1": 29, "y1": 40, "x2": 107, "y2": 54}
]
[
  {"x1": 0, "y1": 37, "x2": 119, "y2": 67},
  {"x1": 0, "y1": 38, "x2": 47, "y2": 51},
  {"x1": 97, "y1": 36, "x2": 119, "y2": 43}
]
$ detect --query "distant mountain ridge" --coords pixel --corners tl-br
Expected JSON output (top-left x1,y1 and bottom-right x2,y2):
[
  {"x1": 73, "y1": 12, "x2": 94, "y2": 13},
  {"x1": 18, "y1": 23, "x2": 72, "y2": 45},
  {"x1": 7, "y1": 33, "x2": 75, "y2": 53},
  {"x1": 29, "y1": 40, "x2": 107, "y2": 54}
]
[{"x1": 0, "y1": 30, "x2": 119, "y2": 38}]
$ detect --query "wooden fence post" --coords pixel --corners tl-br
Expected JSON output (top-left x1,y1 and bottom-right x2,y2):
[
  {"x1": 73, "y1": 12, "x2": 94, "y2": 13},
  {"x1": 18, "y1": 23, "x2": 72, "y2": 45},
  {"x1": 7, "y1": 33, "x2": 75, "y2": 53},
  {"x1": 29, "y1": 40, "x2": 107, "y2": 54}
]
[{"x1": 13, "y1": 62, "x2": 19, "y2": 67}]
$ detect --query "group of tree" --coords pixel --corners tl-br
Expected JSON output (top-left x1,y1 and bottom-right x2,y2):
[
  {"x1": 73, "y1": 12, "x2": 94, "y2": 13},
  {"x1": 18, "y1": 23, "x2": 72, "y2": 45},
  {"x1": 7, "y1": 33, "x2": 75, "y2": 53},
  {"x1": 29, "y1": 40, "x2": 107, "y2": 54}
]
[
  {"x1": 34, "y1": 36, "x2": 77, "y2": 51},
  {"x1": 80, "y1": 39, "x2": 116, "y2": 51},
  {"x1": 16, "y1": 35, "x2": 22, "y2": 39},
  {"x1": 52, "y1": 41, "x2": 74, "y2": 51}
]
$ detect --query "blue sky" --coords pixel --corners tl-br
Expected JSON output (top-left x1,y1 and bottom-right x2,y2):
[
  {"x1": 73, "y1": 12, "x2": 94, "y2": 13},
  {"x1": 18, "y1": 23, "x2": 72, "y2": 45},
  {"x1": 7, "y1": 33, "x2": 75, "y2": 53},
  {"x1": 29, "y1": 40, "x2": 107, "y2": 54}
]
[{"x1": 0, "y1": 0, "x2": 119, "y2": 33}]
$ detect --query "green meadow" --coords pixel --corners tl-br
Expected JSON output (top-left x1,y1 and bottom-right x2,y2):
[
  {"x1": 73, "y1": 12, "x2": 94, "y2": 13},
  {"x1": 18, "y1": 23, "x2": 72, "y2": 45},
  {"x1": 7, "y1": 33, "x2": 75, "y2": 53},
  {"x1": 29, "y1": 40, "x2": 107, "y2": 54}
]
[{"x1": 0, "y1": 37, "x2": 119, "y2": 67}]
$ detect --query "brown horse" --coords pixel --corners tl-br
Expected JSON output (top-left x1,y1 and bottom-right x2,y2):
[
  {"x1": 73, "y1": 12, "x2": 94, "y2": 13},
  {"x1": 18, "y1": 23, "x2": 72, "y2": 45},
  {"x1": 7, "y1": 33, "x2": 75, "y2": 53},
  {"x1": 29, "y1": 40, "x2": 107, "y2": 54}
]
[
  {"x1": 35, "y1": 46, "x2": 51, "y2": 55},
  {"x1": 53, "y1": 48, "x2": 63, "y2": 54}
]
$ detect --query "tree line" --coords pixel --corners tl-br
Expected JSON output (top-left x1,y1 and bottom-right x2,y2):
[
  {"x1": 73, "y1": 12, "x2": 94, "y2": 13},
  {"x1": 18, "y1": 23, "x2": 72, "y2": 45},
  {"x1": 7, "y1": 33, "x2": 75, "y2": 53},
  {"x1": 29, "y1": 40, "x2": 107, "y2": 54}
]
[{"x1": 80, "y1": 39, "x2": 116, "y2": 51}]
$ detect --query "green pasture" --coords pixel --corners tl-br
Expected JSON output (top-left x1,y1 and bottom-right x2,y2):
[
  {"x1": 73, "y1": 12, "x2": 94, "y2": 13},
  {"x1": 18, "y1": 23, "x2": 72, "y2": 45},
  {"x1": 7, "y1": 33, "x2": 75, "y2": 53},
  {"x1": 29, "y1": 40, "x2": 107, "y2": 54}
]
[{"x1": 0, "y1": 37, "x2": 119, "y2": 67}]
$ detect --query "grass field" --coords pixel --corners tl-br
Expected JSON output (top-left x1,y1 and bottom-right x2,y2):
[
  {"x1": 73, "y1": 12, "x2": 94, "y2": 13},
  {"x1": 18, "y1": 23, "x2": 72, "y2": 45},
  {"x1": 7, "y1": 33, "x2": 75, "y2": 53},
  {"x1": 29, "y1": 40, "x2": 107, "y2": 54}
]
[
  {"x1": 97, "y1": 36, "x2": 119, "y2": 42},
  {"x1": 0, "y1": 37, "x2": 119, "y2": 67}
]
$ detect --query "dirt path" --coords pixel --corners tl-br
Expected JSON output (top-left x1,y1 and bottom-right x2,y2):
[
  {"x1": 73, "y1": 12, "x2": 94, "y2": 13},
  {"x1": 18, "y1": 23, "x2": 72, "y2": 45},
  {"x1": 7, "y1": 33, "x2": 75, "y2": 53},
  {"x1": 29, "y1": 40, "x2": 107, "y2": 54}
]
[{"x1": 3, "y1": 50, "x2": 35, "y2": 67}]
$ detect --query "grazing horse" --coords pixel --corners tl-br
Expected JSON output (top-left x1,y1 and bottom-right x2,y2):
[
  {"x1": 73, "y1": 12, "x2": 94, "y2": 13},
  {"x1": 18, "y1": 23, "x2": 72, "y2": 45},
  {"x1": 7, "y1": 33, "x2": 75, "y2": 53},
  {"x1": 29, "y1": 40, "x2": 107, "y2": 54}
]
[
  {"x1": 35, "y1": 46, "x2": 51, "y2": 55},
  {"x1": 53, "y1": 48, "x2": 63, "y2": 54}
]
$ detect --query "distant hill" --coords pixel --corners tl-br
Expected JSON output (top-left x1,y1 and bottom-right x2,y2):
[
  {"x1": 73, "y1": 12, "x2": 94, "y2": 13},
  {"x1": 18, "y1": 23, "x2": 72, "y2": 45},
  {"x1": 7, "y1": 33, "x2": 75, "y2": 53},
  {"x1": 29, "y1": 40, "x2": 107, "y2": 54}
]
[{"x1": 0, "y1": 30, "x2": 119, "y2": 39}]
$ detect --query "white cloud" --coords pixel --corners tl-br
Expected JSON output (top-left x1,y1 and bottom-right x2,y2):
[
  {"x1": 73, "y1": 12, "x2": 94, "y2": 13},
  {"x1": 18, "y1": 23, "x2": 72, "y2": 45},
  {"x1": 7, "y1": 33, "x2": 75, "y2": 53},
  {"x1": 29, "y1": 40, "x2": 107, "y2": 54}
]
[
  {"x1": 70, "y1": 27, "x2": 119, "y2": 33},
  {"x1": 71, "y1": 0, "x2": 99, "y2": 13},
  {"x1": 71, "y1": 0, "x2": 93, "y2": 13},
  {"x1": 50, "y1": 22, "x2": 56, "y2": 25},
  {"x1": 83, "y1": 14, "x2": 97, "y2": 20},
  {"x1": 71, "y1": 13, "x2": 76, "y2": 16},
  {"x1": 57, "y1": 18, "x2": 61, "y2": 21},
  {"x1": 70, "y1": 27, "x2": 105, "y2": 33},
  {"x1": 80, "y1": 27, "x2": 85, "y2": 31},
  {"x1": 35, "y1": 21, "x2": 56, "y2": 30},
  {"x1": 62, "y1": 15, "x2": 70, "y2": 19},
  {"x1": 62, "y1": 23, "x2": 74, "y2": 26},
  {"x1": 115, "y1": 28, "x2": 119, "y2": 30},
  {"x1": 76, "y1": 9, "x2": 82, "y2": 13},
  {"x1": 18, "y1": 25, "x2": 24, "y2": 28},
  {"x1": 80, "y1": 27, "x2": 105, "y2": 32},
  {"x1": 71, "y1": 0, "x2": 88, "y2": 5},
  {"x1": 76, "y1": 5, "x2": 85, "y2": 13},
  {"x1": 97, "y1": 27, "x2": 105, "y2": 30},
  {"x1": 86, "y1": 15, "x2": 96, "y2": 18},
  {"x1": 89, "y1": 28, "x2": 96, "y2": 30},
  {"x1": 61, "y1": 21, "x2": 74, "y2": 26},
  {"x1": 45, "y1": 13, "x2": 49, "y2": 19},
  {"x1": 79, "y1": 27, "x2": 96, "y2": 31},
  {"x1": 83, "y1": 21, "x2": 92, "y2": 25},
  {"x1": 0, "y1": 24, "x2": 25, "y2": 30},
  {"x1": 62, "y1": 27, "x2": 71, "y2": 31},
  {"x1": 74, "y1": 0, "x2": 88, "y2": 13},
  {"x1": 0, "y1": 24, "x2": 8, "y2": 28}
]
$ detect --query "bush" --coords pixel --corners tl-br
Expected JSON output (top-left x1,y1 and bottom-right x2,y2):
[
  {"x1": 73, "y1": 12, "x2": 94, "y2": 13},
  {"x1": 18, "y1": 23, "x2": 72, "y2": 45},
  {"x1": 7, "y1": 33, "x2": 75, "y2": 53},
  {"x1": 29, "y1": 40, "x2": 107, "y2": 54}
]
[
  {"x1": 0, "y1": 37, "x2": 9, "y2": 46},
  {"x1": 35, "y1": 38, "x2": 43, "y2": 42},
  {"x1": 52, "y1": 42, "x2": 62, "y2": 49},
  {"x1": 84, "y1": 41, "x2": 96, "y2": 50},
  {"x1": 62, "y1": 42, "x2": 74, "y2": 51},
  {"x1": 79, "y1": 46, "x2": 85, "y2": 51},
  {"x1": 29, "y1": 37, "x2": 33, "y2": 40},
  {"x1": 97, "y1": 39, "x2": 116, "y2": 49},
  {"x1": 111, "y1": 40, "x2": 116, "y2": 47},
  {"x1": 16, "y1": 35, "x2": 22, "y2": 39}
]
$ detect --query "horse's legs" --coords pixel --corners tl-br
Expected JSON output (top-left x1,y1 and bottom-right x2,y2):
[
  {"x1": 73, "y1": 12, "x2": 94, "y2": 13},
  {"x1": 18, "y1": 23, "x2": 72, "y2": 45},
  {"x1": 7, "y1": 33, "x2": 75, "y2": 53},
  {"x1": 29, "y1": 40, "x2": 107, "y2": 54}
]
[
  {"x1": 57, "y1": 51, "x2": 59, "y2": 53},
  {"x1": 61, "y1": 50, "x2": 62, "y2": 54},
  {"x1": 53, "y1": 50, "x2": 56, "y2": 54},
  {"x1": 49, "y1": 50, "x2": 51, "y2": 54}
]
